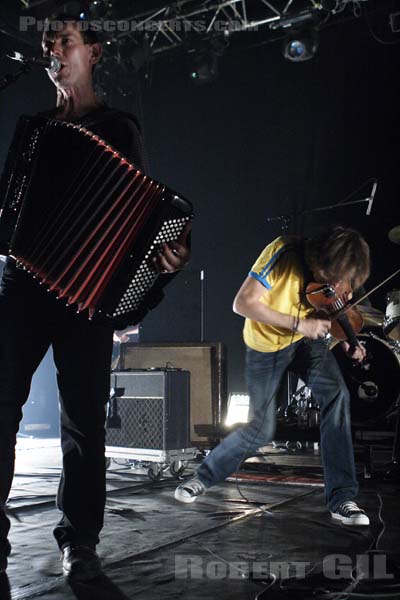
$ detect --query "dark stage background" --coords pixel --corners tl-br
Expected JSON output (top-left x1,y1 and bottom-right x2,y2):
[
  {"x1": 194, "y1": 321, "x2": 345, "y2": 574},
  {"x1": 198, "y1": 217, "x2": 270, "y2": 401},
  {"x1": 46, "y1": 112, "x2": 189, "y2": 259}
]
[{"x1": 1, "y1": 12, "x2": 399, "y2": 394}]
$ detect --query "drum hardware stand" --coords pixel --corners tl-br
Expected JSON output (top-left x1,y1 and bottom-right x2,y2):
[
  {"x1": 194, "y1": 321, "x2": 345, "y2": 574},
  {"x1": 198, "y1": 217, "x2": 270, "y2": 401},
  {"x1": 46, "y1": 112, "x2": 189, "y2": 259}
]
[
  {"x1": 354, "y1": 391, "x2": 400, "y2": 481},
  {"x1": 361, "y1": 444, "x2": 373, "y2": 479},
  {"x1": 277, "y1": 372, "x2": 300, "y2": 423},
  {"x1": 384, "y1": 391, "x2": 400, "y2": 481},
  {"x1": 276, "y1": 373, "x2": 320, "y2": 452},
  {"x1": 354, "y1": 333, "x2": 400, "y2": 480}
]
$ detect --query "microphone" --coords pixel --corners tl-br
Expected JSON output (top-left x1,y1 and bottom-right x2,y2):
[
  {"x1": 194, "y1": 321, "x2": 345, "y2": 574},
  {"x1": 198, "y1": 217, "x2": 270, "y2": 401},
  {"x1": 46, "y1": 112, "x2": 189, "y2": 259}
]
[
  {"x1": 7, "y1": 51, "x2": 61, "y2": 75},
  {"x1": 366, "y1": 180, "x2": 378, "y2": 216}
]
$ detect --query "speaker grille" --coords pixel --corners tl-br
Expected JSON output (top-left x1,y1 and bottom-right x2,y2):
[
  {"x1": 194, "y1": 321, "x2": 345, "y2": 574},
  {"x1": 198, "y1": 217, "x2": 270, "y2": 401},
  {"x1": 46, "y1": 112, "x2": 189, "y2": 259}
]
[{"x1": 106, "y1": 397, "x2": 164, "y2": 448}]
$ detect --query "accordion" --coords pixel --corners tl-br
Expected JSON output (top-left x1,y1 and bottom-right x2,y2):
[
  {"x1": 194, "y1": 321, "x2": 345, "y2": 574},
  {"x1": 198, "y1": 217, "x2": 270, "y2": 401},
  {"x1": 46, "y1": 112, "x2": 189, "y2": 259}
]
[{"x1": 0, "y1": 116, "x2": 193, "y2": 326}]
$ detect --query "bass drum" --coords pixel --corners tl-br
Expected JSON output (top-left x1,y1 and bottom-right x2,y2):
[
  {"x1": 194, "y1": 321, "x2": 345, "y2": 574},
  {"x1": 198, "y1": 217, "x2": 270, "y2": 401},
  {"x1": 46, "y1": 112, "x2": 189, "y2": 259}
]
[
  {"x1": 384, "y1": 289, "x2": 400, "y2": 342},
  {"x1": 331, "y1": 334, "x2": 400, "y2": 427}
]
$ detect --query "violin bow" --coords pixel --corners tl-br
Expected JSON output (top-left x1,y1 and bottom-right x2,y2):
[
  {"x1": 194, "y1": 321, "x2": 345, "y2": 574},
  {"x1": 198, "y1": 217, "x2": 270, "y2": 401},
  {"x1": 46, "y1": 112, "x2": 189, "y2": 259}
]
[{"x1": 336, "y1": 267, "x2": 400, "y2": 317}]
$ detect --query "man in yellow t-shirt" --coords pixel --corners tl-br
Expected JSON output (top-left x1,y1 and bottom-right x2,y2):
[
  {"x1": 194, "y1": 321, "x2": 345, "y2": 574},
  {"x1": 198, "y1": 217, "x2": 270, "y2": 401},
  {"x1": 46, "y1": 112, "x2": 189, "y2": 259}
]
[
  {"x1": 176, "y1": 226, "x2": 372, "y2": 526},
  {"x1": 243, "y1": 235, "x2": 314, "y2": 352}
]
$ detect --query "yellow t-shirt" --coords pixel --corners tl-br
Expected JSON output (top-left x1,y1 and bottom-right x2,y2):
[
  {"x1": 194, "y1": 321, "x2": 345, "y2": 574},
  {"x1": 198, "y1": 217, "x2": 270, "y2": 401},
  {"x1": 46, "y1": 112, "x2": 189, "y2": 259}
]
[{"x1": 243, "y1": 236, "x2": 314, "y2": 352}]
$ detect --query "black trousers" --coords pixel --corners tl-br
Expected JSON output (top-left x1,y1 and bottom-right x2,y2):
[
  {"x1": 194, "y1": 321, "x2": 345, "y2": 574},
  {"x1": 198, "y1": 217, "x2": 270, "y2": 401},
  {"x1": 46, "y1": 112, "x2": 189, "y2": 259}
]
[{"x1": 0, "y1": 259, "x2": 114, "y2": 552}]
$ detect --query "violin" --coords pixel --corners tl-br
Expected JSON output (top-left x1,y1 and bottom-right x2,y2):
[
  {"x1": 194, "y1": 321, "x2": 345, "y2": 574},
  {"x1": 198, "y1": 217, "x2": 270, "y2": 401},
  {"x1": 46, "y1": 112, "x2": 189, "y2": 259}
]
[
  {"x1": 305, "y1": 267, "x2": 400, "y2": 349},
  {"x1": 305, "y1": 280, "x2": 363, "y2": 351}
]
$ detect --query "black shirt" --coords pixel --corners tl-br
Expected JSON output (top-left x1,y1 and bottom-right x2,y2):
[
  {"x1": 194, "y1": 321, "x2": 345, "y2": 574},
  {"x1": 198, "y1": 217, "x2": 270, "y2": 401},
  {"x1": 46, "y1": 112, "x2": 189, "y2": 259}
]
[{"x1": 50, "y1": 105, "x2": 149, "y2": 174}]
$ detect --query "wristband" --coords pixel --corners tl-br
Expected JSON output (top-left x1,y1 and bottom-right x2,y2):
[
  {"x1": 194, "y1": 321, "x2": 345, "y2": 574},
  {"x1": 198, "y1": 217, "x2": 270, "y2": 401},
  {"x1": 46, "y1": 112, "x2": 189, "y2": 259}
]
[{"x1": 292, "y1": 316, "x2": 300, "y2": 333}]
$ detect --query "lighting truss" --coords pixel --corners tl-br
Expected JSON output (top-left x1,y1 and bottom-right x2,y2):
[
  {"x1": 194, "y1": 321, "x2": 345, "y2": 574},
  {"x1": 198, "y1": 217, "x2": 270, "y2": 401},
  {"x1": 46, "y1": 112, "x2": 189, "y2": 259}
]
[
  {"x1": 109, "y1": 0, "x2": 365, "y2": 56},
  {"x1": 10, "y1": 0, "x2": 372, "y2": 57}
]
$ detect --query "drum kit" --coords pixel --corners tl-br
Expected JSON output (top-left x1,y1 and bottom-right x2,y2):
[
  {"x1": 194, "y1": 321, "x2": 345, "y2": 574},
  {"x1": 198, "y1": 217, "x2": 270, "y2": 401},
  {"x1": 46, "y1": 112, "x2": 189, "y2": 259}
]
[{"x1": 285, "y1": 225, "x2": 400, "y2": 431}]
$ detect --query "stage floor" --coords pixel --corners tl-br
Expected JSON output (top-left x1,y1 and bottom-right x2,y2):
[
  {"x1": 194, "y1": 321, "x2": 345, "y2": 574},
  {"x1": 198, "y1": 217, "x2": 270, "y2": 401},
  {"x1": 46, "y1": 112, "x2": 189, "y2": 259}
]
[{"x1": 2, "y1": 437, "x2": 399, "y2": 600}]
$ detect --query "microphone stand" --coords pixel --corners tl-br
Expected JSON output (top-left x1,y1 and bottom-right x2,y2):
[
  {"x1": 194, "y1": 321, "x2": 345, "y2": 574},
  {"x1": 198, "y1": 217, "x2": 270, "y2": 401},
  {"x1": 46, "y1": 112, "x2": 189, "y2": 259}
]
[
  {"x1": 267, "y1": 178, "x2": 377, "y2": 229},
  {"x1": 385, "y1": 391, "x2": 400, "y2": 481},
  {"x1": 267, "y1": 196, "x2": 373, "y2": 228}
]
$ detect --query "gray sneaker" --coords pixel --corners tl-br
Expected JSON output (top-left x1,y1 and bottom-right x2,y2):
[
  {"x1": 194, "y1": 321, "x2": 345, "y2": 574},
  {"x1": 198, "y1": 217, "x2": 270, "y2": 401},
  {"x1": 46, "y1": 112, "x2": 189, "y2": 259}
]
[
  {"x1": 174, "y1": 477, "x2": 207, "y2": 503},
  {"x1": 331, "y1": 501, "x2": 370, "y2": 526}
]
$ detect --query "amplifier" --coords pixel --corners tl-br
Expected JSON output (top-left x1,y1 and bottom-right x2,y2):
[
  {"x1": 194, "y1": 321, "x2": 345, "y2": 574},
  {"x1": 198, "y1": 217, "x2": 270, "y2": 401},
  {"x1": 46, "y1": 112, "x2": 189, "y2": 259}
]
[
  {"x1": 106, "y1": 369, "x2": 191, "y2": 453},
  {"x1": 120, "y1": 342, "x2": 227, "y2": 445}
]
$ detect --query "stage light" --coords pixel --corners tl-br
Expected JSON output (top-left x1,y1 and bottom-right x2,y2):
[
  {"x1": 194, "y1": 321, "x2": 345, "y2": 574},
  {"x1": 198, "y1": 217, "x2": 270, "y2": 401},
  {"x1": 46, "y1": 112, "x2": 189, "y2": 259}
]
[
  {"x1": 225, "y1": 393, "x2": 250, "y2": 426},
  {"x1": 88, "y1": 0, "x2": 110, "y2": 19},
  {"x1": 188, "y1": 51, "x2": 218, "y2": 85},
  {"x1": 270, "y1": 10, "x2": 314, "y2": 30},
  {"x1": 283, "y1": 29, "x2": 318, "y2": 62}
]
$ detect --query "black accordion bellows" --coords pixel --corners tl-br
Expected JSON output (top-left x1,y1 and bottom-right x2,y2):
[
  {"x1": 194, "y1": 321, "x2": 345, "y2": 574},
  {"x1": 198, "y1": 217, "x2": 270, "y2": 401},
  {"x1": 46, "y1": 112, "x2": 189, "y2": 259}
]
[{"x1": 0, "y1": 116, "x2": 193, "y2": 325}]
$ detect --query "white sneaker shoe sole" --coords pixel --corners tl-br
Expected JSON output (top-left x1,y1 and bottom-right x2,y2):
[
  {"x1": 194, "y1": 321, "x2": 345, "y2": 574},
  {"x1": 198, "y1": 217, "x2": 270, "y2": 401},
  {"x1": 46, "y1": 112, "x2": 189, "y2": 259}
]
[
  {"x1": 174, "y1": 488, "x2": 199, "y2": 503},
  {"x1": 331, "y1": 512, "x2": 370, "y2": 526}
]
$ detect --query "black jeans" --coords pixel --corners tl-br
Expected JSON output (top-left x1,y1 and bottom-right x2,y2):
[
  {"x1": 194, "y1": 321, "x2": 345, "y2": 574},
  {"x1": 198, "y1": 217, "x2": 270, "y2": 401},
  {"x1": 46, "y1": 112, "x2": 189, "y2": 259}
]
[{"x1": 0, "y1": 259, "x2": 114, "y2": 552}]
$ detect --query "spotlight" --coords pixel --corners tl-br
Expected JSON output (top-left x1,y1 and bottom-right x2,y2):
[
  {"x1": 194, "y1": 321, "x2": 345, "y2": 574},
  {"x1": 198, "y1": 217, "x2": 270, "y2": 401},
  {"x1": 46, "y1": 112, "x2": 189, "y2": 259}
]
[
  {"x1": 88, "y1": 0, "x2": 110, "y2": 19},
  {"x1": 225, "y1": 393, "x2": 250, "y2": 426},
  {"x1": 283, "y1": 29, "x2": 318, "y2": 62},
  {"x1": 189, "y1": 51, "x2": 218, "y2": 85}
]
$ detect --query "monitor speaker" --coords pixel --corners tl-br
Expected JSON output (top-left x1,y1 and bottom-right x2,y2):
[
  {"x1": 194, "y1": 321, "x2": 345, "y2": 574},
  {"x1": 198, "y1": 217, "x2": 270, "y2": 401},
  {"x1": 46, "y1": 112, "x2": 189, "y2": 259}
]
[
  {"x1": 120, "y1": 342, "x2": 227, "y2": 445},
  {"x1": 106, "y1": 369, "x2": 190, "y2": 450}
]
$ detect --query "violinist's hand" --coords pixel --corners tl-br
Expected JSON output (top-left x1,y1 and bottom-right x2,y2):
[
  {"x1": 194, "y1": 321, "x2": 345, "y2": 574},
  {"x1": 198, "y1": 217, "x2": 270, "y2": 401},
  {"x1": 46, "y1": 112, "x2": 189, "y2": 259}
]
[
  {"x1": 341, "y1": 341, "x2": 366, "y2": 362},
  {"x1": 297, "y1": 318, "x2": 331, "y2": 340},
  {"x1": 152, "y1": 222, "x2": 191, "y2": 274}
]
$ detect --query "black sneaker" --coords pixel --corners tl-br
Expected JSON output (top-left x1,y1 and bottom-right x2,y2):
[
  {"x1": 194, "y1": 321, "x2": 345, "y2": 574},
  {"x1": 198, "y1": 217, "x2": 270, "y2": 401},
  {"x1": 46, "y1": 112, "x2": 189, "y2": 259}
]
[
  {"x1": 331, "y1": 501, "x2": 370, "y2": 526},
  {"x1": 61, "y1": 545, "x2": 102, "y2": 581}
]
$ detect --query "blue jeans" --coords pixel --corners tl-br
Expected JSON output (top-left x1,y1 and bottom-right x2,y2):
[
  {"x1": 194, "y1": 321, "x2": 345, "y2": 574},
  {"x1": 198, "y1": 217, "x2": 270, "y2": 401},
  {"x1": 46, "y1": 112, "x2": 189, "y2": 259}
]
[{"x1": 197, "y1": 339, "x2": 358, "y2": 511}]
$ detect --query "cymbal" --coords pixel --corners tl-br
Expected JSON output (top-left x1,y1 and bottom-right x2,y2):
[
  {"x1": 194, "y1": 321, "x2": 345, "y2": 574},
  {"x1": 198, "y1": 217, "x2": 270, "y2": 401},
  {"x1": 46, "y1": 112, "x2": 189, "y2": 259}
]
[
  {"x1": 358, "y1": 304, "x2": 385, "y2": 328},
  {"x1": 388, "y1": 225, "x2": 400, "y2": 245}
]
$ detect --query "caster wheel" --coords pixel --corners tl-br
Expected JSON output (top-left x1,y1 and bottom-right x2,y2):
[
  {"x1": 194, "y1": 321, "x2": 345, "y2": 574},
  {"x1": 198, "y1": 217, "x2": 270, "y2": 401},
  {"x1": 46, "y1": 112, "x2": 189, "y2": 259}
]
[
  {"x1": 148, "y1": 465, "x2": 161, "y2": 481},
  {"x1": 170, "y1": 461, "x2": 186, "y2": 478}
]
